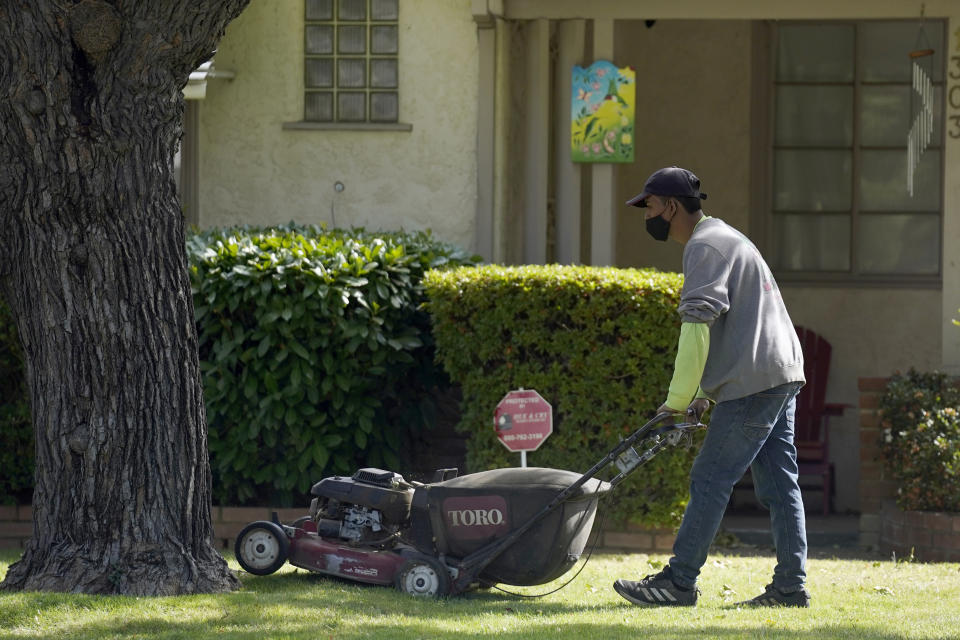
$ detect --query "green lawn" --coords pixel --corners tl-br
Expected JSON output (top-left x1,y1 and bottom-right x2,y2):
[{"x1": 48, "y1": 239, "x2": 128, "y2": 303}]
[{"x1": 1, "y1": 548, "x2": 958, "y2": 639}]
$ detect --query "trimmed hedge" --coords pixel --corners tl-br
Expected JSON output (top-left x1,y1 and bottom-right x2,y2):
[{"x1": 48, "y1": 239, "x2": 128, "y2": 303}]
[
  {"x1": 188, "y1": 225, "x2": 480, "y2": 505},
  {"x1": 0, "y1": 299, "x2": 32, "y2": 505},
  {"x1": 424, "y1": 264, "x2": 702, "y2": 527},
  {"x1": 878, "y1": 369, "x2": 960, "y2": 512}
]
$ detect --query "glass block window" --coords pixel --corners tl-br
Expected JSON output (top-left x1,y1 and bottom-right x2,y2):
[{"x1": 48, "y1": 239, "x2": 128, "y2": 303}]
[
  {"x1": 771, "y1": 20, "x2": 944, "y2": 281},
  {"x1": 304, "y1": 0, "x2": 399, "y2": 123}
]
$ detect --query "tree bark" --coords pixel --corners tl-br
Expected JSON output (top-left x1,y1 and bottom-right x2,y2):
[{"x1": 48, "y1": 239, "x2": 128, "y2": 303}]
[{"x1": 0, "y1": 0, "x2": 249, "y2": 595}]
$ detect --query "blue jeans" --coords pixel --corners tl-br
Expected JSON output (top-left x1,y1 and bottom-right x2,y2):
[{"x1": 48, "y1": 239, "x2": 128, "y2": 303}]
[{"x1": 668, "y1": 381, "x2": 807, "y2": 593}]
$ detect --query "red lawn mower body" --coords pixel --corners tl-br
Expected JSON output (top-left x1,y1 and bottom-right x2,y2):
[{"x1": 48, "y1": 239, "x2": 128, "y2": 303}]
[{"x1": 234, "y1": 414, "x2": 701, "y2": 596}]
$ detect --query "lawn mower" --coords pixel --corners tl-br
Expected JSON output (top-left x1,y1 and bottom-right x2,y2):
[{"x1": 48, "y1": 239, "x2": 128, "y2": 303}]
[{"x1": 234, "y1": 412, "x2": 703, "y2": 596}]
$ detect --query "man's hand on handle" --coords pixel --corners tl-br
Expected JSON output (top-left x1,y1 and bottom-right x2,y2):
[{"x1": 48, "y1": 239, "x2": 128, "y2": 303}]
[
  {"x1": 656, "y1": 398, "x2": 711, "y2": 423},
  {"x1": 686, "y1": 398, "x2": 711, "y2": 422}
]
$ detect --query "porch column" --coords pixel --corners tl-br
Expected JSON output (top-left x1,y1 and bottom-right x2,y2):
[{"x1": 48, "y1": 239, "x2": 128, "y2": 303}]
[
  {"x1": 472, "y1": 1, "x2": 503, "y2": 262},
  {"x1": 943, "y1": 12, "x2": 960, "y2": 374},
  {"x1": 474, "y1": 17, "x2": 496, "y2": 261},
  {"x1": 554, "y1": 20, "x2": 586, "y2": 264},
  {"x1": 590, "y1": 18, "x2": 616, "y2": 266},
  {"x1": 523, "y1": 18, "x2": 550, "y2": 263}
]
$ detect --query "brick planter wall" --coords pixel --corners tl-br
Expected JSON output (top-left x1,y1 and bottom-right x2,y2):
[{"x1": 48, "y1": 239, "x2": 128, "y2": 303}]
[
  {"x1": 0, "y1": 505, "x2": 308, "y2": 551},
  {"x1": 0, "y1": 505, "x2": 31, "y2": 550},
  {"x1": 210, "y1": 507, "x2": 315, "y2": 550},
  {"x1": 858, "y1": 376, "x2": 960, "y2": 558},
  {"x1": 880, "y1": 500, "x2": 960, "y2": 562},
  {"x1": 598, "y1": 523, "x2": 676, "y2": 553},
  {"x1": 0, "y1": 505, "x2": 675, "y2": 553},
  {"x1": 858, "y1": 377, "x2": 898, "y2": 548}
]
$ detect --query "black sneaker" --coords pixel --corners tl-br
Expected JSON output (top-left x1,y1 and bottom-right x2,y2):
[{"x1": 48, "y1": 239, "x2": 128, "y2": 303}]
[
  {"x1": 613, "y1": 566, "x2": 698, "y2": 607},
  {"x1": 736, "y1": 583, "x2": 811, "y2": 608}
]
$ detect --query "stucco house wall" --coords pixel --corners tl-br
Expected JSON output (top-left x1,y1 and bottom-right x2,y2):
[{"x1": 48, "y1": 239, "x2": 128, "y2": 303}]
[
  {"x1": 614, "y1": 19, "x2": 752, "y2": 274},
  {"x1": 196, "y1": 0, "x2": 479, "y2": 250}
]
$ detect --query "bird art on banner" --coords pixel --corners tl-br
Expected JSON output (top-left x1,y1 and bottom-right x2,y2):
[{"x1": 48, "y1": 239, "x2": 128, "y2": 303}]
[{"x1": 570, "y1": 60, "x2": 635, "y2": 164}]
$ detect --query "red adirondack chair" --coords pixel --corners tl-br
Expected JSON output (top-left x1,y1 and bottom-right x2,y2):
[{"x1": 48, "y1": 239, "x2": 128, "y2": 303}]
[
  {"x1": 730, "y1": 326, "x2": 848, "y2": 515},
  {"x1": 793, "y1": 326, "x2": 849, "y2": 515}
]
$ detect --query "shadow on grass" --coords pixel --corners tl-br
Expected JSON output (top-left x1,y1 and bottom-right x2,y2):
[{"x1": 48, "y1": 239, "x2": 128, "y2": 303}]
[
  {"x1": 2, "y1": 606, "x2": 956, "y2": 640},
  {"x1": 1, "y1": 570, "x2": 954, "y2": 640},
  {"x1": 1, "y1": 550, "x2": 951, "y2": 640}
]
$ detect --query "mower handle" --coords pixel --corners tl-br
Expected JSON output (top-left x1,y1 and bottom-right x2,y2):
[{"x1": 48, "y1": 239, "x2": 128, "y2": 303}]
[{"x1": 606, "y1": 412, "x2": 705, "y2": 488}]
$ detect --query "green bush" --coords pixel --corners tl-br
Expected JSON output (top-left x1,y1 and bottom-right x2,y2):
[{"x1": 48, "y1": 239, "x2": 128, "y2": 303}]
[
  {"x1": 424, "y1": 264, "x2": 702, "y2": 528},
  {"x1": 878, "y1": 369, "x2": 960, "y2": 512},
  {"x1": 188, "y1": 225, "x2": 479, "y2": 506},
  {"x1": 0, "y1": 299, "x2": 33, "y2": 505}
]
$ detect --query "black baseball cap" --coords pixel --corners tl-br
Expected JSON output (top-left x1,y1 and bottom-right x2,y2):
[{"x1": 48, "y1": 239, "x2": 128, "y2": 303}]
[{"x1": 626, "y1": 166, "x2": 708, "y2": 208}]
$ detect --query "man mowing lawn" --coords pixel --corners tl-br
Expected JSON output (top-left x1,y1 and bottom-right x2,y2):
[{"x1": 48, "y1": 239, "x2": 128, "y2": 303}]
[{"x1": 615, "y1": 166, "x2": 809, "y2": 608}]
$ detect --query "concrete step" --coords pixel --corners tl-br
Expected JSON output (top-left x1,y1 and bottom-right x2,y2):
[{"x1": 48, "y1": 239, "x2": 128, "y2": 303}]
[{"x1": 720, "y1": 513, "x2": 859, "y2": 548}]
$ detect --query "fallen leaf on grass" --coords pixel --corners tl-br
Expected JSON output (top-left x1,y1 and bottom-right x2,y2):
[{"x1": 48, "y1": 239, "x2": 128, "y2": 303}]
[{"x1": 719, "y1": 584, "x2": 737, "y2": 599}]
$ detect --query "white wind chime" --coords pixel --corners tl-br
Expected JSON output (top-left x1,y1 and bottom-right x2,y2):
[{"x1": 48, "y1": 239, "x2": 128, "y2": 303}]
[{"x1": 907, "y1": 17, "x2": 935, "y2": 198}]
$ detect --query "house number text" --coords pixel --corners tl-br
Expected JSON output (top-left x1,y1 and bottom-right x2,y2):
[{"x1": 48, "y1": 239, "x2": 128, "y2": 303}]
[{"x1": 950, "y1": 27, "x2": 960, "y2": 138}]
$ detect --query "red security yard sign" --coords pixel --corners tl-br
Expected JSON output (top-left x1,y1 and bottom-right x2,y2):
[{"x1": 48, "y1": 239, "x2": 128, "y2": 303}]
[{"x1": 493, "y1": 389, "x2": 552, "y2": 466}]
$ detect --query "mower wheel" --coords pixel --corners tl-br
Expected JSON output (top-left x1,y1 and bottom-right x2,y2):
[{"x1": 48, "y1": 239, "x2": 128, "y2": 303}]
[
  {"x1": 235, "y1": 521, "x2": 289, "y2": 575},
  {"x1": 395, "y1": 554, "x2": 450, "y2": 597}
]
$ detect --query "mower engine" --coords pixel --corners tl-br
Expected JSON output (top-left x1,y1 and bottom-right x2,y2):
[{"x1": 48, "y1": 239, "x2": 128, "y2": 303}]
[{"x1": 308, "y1": 468, "x2": 414, "y2": 546}]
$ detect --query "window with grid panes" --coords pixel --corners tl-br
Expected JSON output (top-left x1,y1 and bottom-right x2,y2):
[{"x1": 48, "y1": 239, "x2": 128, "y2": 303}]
[
  {"x1": 770, "y1": 21, "x2": 944, "y2": 282},
  {"x1": 304, "y1": 0, "x2": 399, "y2": 123}
]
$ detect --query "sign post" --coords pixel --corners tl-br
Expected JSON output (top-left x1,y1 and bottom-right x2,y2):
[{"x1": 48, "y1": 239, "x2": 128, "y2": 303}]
[{"x1": 493, "y1": 388, "x2": 553, "y2": 467}]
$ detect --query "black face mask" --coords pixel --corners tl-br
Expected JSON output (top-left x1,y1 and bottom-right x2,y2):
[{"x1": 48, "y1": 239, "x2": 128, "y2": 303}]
[{"x1": 645, "y1": 212, "x2": 671, "y2": 242}]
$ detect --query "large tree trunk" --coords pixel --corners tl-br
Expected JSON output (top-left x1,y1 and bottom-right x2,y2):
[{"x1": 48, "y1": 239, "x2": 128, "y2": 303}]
[{"x1": 0, "y1": 0, "x2": 249, "y2": 594}]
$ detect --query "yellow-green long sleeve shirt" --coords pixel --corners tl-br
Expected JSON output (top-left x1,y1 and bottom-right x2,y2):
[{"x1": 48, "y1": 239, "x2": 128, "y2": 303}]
[{"x1": 664, "y1": 321, "x2": 710, "y2": 411}]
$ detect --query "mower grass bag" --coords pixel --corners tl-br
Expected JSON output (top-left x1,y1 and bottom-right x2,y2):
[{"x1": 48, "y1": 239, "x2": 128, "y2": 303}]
[{"x1": 408, "y1": 467, "x2": 606, "y2": 586}]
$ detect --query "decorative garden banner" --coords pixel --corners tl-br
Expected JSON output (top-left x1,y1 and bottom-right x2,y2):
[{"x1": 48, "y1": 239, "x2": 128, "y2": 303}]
[{"x1": 571, "y1": 60, "x2": 635, "y2": 163}]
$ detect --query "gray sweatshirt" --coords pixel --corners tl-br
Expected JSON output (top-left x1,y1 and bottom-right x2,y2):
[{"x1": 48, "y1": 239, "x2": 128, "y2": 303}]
[{"x1": 678, "y1": 217, "x2": 805, "y2": 403}]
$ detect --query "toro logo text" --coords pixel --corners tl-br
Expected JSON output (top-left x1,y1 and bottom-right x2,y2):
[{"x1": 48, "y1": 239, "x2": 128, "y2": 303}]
[{"x1": 442, "y1": 495, "x2": 510, "y2": 540}]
